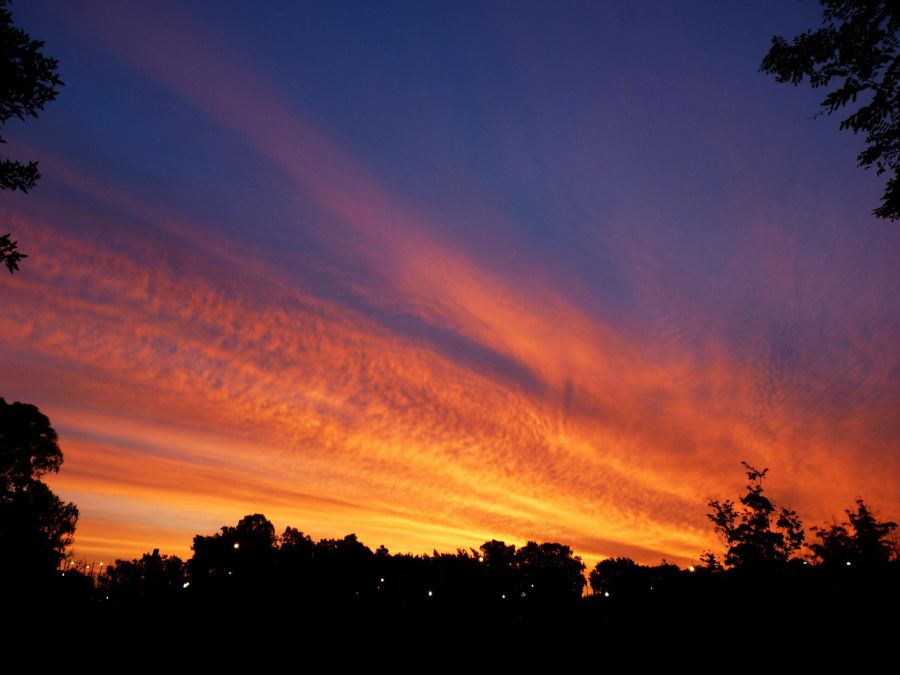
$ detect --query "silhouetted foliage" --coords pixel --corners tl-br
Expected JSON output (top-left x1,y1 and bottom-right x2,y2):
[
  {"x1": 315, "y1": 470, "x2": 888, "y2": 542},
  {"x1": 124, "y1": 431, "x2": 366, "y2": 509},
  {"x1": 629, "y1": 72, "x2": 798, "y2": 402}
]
[
  {"x1": 104, "y1": 550, "x2": 186, "y2": 602},
  {"x1": 0, "y1": 232, "x2": 24, "y2": 273},
  {"x1": 515, "y1": 541, "x2": 585, "y2": 602},
  {"x1": 696, "y1": 550, "x2": 724, "y2": 573},
  {"x1": 811, "y1": 497, "x2": 897, "y2": 566},
  {"x1": 0, "y1": 396, "x2": 77, "y2": 586},
  {"x1": 479, "y1": 538, "x2": 517, "y2": 599},
  {"x1": 279, "y1": 525, "x2": 314, "y2": 564},
  {"x1": 29, "y1": 488, "x2": 900, "y2": 669},
  {"x1": 761, "y1": 0, "x2": 900, "y2": 219},
  {"x1": 589, "y1": 556, "x2": 646, "y2": 597},
  {"x1": 190, "y1": 512, "x2": 277, "y2": 583},
  {"x1": 0, "y1": 396, "x2": 61, "y2": 485},
  {"x1": 707, "y1": 462, "x2": 805, "y2": 569},
  {"x1": 1, "y1": 0, "x2": 64, "y2": 272}
]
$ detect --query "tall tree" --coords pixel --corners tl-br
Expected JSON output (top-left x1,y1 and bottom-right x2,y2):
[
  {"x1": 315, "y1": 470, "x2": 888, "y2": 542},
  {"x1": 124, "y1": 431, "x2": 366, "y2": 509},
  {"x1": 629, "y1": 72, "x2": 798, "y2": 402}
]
[
  {"x1": 707, "y1": 462, "x2": 805, "y2": 569},
  {"x1": 1, "y1": 0, "x2": 64, "y2": 272},
  {"x1": 760, "y1": 1, "x2": 900, "y2": 220},
  {"x1": 0, "y1": 397, "x2": 78, "y2": 585}
]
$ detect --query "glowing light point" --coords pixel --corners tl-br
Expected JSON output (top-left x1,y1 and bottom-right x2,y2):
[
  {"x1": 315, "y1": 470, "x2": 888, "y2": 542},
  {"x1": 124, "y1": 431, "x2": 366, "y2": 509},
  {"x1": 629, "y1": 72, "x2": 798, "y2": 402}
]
[
  {"x1": 427, "y1": 590, "x2": 433, "y2": 597},
  {"x1": 604, "y1": 592, "x2": 610, "y2": 597},
  {"x1": 233, "y1": 542, "x2": 240, "y2": 550},
  {"x1": 689, "y1": 566, "x2": 695, "y2": 572},
  {"x1": 846, "y1": 561, "x2": 852, "y2": 566},
  {"x1": 183, "y1": 582, "x2": 190, "y2": 588}
]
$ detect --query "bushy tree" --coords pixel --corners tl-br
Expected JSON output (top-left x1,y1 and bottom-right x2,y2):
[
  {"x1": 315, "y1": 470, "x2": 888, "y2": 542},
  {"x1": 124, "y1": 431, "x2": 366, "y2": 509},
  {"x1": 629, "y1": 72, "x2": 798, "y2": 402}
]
[
  {"x1": 811, "y1": 497, "x2": 897, "y2": 566},
  {"x1": 104, "y1": 550, "x2": 186, "y2": 601},
  {"x1": 190, "y1": 513, "x2": 278, "y2": 584},
  {"x1": 761, "y1": 0, "x2": 900, "y2": 220},
  {"x1": 707, "y1": 462, "x2": 805, "y2": 569},
  {"x1": 515, "y1": 541, "x2": 585, "y2": 601},
  {"x1": 589, "y1": 556, "x2": 647, "y2": 597},
  {"x1": 0, "y1": 397, "x2": 77, "y2": 584},
  {"x1": 1, "y1": 0, "x2": 65, "y2": 272}
]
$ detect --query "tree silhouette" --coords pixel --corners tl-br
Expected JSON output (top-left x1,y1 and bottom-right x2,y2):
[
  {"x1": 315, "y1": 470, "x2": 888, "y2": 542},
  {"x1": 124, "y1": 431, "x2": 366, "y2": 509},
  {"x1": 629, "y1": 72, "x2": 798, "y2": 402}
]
[
  {"x1": 190, "y1": 512, "x2": 277, "y2": 581},
  {"x1": 1, "y1": 0, "x2": 64, "y2": 272},
  {"x1": 0, "y1": 397, "x2": 77, "y2": 586},
  {"x1": 105, "y1": 550, "x2": 186, "y2": 602},
  {"x1": 589, "y1": 556, "x2": 647, "y2": 598},
  {"x1": 707, "y1": 462, "x2": 805, "y2": 569},
  {"x1": 760, "y1": 0, "x2": 900, "y2": 220},
  {"x1": 515, "y1": 541, "x2": 586, "y2": 604},
  {"x1": 811, "y1": 497, "x2": 897, "y2": 566}
]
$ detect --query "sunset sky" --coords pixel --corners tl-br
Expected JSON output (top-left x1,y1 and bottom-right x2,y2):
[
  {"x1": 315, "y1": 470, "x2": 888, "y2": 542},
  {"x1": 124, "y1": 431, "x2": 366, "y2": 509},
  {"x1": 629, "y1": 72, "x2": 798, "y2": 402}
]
[{"x1": 2, "y1": 0, "x2": 897, "y2": 567}]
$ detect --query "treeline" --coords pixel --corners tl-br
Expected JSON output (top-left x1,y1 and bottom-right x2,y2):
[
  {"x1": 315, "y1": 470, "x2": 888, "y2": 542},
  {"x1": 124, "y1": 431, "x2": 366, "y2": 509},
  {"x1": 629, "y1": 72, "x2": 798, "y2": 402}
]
[
  {"x1": 40, "y1": 496, "x2": 899, "y2": 666},
  {"x1": 93, "y1": 519, "x2": 589, "y2": 631},
  {"x1": 3, "y1": 396, "x2": 899, "y2": 665},
  {"x1": 44, "y1": 463, "x2": 899, "y2": 665}
]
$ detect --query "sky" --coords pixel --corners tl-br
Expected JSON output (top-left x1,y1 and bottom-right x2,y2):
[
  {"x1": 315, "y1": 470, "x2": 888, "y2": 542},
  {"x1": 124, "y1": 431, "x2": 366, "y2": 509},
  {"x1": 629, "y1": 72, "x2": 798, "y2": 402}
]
[{"x1": 1, "y1": 0, "x2": 897, "y2": 567}]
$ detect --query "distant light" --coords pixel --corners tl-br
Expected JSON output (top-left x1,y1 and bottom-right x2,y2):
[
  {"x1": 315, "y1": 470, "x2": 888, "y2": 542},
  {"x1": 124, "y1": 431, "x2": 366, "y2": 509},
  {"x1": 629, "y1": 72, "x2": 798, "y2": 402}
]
[
  {"x1": 501, "y1": 594, "x2": 506, "y2": 599},
  {"x1": 183, "y1": 582, "x2": 190, "y2": 589},
  {"x1": 803, "y1": 561, "x2": 809, "y2": 565},
  {"x1": 61, "y1": 573, "x2": 65, "y2": 577},
  {"x1": 689, "y1": 566, "x2": 695, "y2": 572},
  {"x1": 478, "y1": 556, "x2": 484, "y2": 563},
  {"x1": 233, "y1": 543, "x2": 240, "y2": 550},
  {"x1": 428, "y1": 590, "x2": 433, "y2": 597},
  {"x1": 228, "y1": 571, "x2": 232, "y2": 575},
  {"x1": 99, "y1": 562, "x2": 104, "y2": 566},
  {"x1": 105, "y1": 596, "x2": 109, "y2": 600},
  {"x1": 604, "y1": 592, "x2": 610, "y2": 597},
  {"x1": 380, "y1": 577, "x2": 385, "y2": 583},
  {"x1": 530, "y1": 584, "x2": 534, "y2": 588},
  {"x1": 69, "y1": 562, "x2": 75, "y2": 566},
  {"x1": 520, "y1": 592, "x2": 526, "y2": 598},
  {"x1": 846, "y1": 561, "x2": 852, "y2": 566}
]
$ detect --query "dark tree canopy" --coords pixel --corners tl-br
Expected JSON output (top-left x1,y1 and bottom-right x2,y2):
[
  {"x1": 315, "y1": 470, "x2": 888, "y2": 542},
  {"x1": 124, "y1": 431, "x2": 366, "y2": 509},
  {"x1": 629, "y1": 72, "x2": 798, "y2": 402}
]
[
  {"x1": 707, "y1": 462, "x2": 805, "y2": 569},
  {"x1": 589, "y1": 556, "x2": 645, "y2": 597},
  {"x1": 761, "y1": 0, "x2": 900, "y2": 220},
  {"x1": 190, "y1": 513, "x2": 278, "y2": 581},
  {"x1": 515, "y1": 541, "x2": 586, "y2": 601},
  {"x1": 811, "y1": 497, "x2": 898, "y2": 566},
  {"x1": 0, "y1": 396, "x2": 62, "y2": 488},
  {"x1": 1, "y1": 0, "x2": 64, "y2": 272},
  {"x1": 104, "y1": 550, "x2": 186, "y2": 600},
  {"x1": 0, "y1": 396, "x2": 77, "y2": 584}
]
